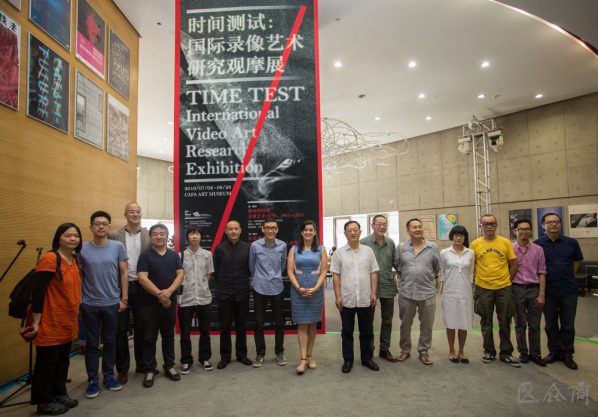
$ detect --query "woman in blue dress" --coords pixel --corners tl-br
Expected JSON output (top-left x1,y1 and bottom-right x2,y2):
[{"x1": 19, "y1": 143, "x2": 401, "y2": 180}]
[{"x1": 288, "y1": 220, "x2": 328, "y2": 374}]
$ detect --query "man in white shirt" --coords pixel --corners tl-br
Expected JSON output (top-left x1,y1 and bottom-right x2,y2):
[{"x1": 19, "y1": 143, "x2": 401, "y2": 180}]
[{"x1": 331, "y1": 221, "x2": 380, "y2": 374}]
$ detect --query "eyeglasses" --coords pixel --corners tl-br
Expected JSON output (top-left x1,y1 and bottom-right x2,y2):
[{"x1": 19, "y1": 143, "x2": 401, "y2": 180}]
[
  {"x1": 481, "y1": 222, "x2": 497, "y2": 227},
  {"x1": 516, "y1": 228, "x2": 531, "y2": 232},
  {"x1": 263, "y1": 226, "x2": 278, "y2": 231},
  {"x1": 92, "y1": 222, "x2": 110, "y2": 228},
  {"x1": 544, "y1": 220, "x2": 560, "y2": 225}
]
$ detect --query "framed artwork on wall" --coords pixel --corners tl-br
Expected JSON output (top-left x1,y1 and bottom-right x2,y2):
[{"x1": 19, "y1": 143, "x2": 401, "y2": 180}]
[
  {"x1": 74, "y1": 70, "x2": 104, "y2": 149},
  {"x1": 108, "y1": 28, "x2": 130, "y2": 99},
  {"x1": 29, "y1": 0, "x2": 71, "y2": 51},
  {"x1": 568, "y1": 204, "x2": 598, "y2": 238},
  {"x1": 0, "y1": 8, "x2": 20, "y2": 110},
  {"x1": 76, "y1": 0, "x2": 105, "y2": 78},
  {"x1": 107, "y1": 94, "x2": 129, "y2": 160},
  {"x1": 438, "y1": 214, "x2": 458, "y2": 240}
]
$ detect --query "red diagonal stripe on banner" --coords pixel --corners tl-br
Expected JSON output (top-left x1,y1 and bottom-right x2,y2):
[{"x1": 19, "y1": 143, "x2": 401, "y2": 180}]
[{"x1": 210, "y1": 5, "x2": 307, "y2": 252}]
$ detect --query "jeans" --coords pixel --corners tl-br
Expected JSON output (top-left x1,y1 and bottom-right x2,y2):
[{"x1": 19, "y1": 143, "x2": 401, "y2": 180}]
[
  {"x1": 31, "y1": 342, "x2": 71, "y2": 405},
  {"x1": 474, "y1": 285, "x2": 515, "y2": 357},
  {"x1": 512, "y1": 284, "x2": 542, "y2": 357},
  {"x1": 138, "y1": 302, "x2": 177, "y2": 372},
  {"x1": 544, "y1": 294, "x2": 577, "y2": 356},
  {"x1": 80, "y1": 303, "x2": 119, "y2": 382},
  {"x1": 253, "y1": 291, "x2": 285, "y2": 357},
  {"x1": 398, "y1": 295, "x2": 436, "y2": 354},
  {"x1": 218, "y1": 297, "x2": 249, "y2": 360},
  {"x1": 340, "y1": 306, "x2": 374, "y2": 363},
  {"x1": 179, "y1": 304, "x2": 212, "y2": 364},
  {"x1": 116, "y1": 281, "x2": 143, "y2": 373}
]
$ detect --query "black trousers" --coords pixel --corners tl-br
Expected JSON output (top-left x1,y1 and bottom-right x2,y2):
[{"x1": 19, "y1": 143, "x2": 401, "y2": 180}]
[
  {"x1": 253, "y1": 291, "x2": 285, "y2": 357},
  {"x1": 116, "y1": 281, "x2": 144, "y2": 373},
  {"x1": 218, "y1": 296, "x2": 249, "y2": 360},
  {"x1": 179, "y1": 304, "x2": 212, "y2": 364},
  {"x1": 31, "y1": 342, "x2": 71, "y2": 405},
  {"x1": 544, "y1": 294, "x2": 577, "y2": 356},
  {"x1": 138, "y1": 302, "x2": 176, "y2": 372},
  {"x1": 341, "y1": 306, "x2": 374, "y2": 363}
]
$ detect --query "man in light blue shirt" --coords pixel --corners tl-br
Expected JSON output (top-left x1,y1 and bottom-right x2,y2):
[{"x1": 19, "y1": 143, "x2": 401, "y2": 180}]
[
  {"x1": 79, "y1": 211, "x2": 128, "y2": 398},
  {"x1": 249, "y1": 218, "x2": 288, "y2": 368}
]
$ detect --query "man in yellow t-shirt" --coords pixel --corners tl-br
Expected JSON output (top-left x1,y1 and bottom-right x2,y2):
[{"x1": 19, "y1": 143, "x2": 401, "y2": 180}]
[{"x1": 471, "y1": 214, "x2": 519, "y2": 367}]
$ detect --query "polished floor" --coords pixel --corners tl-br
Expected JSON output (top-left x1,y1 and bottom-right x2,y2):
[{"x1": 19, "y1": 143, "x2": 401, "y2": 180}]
[{"x1": 1, "y1": 286, "x2": 597, "y2": 417}]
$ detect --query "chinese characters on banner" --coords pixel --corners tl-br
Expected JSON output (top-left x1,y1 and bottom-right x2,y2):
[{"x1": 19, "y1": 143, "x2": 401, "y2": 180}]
[{"x1": 175, "y1": 0, "x2": 321, "y2": 332}]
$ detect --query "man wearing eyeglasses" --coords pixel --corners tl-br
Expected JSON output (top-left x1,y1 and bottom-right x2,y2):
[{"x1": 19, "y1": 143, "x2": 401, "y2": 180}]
[
  {"x1": 536, "y1": 212, "x2": 583, "y2": 370},
  {"x1": 79, "y1": 211, "x2": 129, "y2": 398},
  {"x1": 249, "y1": 218, "x2": 288, "y2": 368},
  {"x1": 471, "y1": 214, "x2": 519, "y2": 367},
  {"x1": 360, "y1": 215, "x2": 398, "y2": 362},
  {"x1": 511, "y1": 219, "x2": 547, "y2": 367},
  {"x1": 109, "y1": 202, "x2": 151, "y2": 384}
]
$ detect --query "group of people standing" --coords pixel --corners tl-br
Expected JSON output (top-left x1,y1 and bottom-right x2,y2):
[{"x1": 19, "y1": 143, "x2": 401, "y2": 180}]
[
  {"x1": 25, "y1": 205, "x2": 583, "y2": 415},
  {"x1": 331, "y1": 212, "x2": 583, "y2": 375}
]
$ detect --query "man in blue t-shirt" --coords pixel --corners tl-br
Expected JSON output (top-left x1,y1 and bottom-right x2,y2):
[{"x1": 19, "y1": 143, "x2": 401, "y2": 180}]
[
  {"x1": 536, "y1": 212, "x2": 584, "y2": 370},
  {"x1": 137, "y1": 224, "x2": 184, "y2": 388},
  {"x1": 79, "y1": 211, "x2": 128, "y2": 398}
]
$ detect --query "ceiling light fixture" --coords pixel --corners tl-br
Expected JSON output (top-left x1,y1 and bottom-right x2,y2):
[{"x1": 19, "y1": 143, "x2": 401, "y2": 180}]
[
  {"x1": 418, "y1": 93, "x2": 426, "y2": 99},
  {"x1": 168, "y1": 121, "x2": 173, "y2": 125},
  {"x1": 478, "y1": 93, "x2": 486, "y2": 99},
  {"x1": 535, "y1": 93, "x2": 544, "y2": 99},
  {"x1": 481, "y1": 61, "x2": 490, "y2": 68},
  {"x1": 408, "y1": 60, "x2": 417, "y2": 68},
  {"x1": 334, "y1": 60, "x2": 343, "y2": 68},
  {"x1": 374, "y1": 116, "x2": 381, "y2": 121},
  {"x1": 425, "y1": 115, "x2": 432, "y2": 121}
]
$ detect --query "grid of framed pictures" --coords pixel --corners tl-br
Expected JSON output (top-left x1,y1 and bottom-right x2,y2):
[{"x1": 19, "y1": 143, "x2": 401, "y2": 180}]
[{"x1": 3, "y1": 1, "x2": 132, "y2": 160}]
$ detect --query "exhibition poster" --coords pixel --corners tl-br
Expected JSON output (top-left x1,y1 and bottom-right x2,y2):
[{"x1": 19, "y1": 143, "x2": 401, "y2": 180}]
[
  {"x1": 568, "y1": 204, "x2": 598, "y2": 238},
  {"x1": 107, "y1": 94, "x2": 129, "y2": 160},
  {"x1": 27, "y1": 34, "x2": 70, "y2": 133},
  {"x1": 29, "y1": 0, "x2": 71, "y2": 51},
  {"x1": 438, "y1": 213, "x2": 458, "y2": 240},
  {"x1": 74, "y1": 70, "x2": 105, "y2": 149},
  {"x1": 76, "y1": 0, "x2": 105, "y2": 78},
  {"x1": 108, "y1": 29, "x2": 130, "y2": 99},
  {"x1": 175, "y1": 0, "x2": 321, "y2": 332},
  {"x1": 0, "y1": 8, "x2": 20, "y2": 110}
]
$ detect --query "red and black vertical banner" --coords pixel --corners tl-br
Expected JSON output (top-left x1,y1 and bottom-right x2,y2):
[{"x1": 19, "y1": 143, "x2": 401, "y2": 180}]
[{"x1": 174, "y1": 1, "x2": 322, "y2": 331}]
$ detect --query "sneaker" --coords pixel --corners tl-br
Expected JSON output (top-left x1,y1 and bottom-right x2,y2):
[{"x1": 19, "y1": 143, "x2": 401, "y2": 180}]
[
  {"x1": 180, "y1": 363, "x2": 191, "y2": 375},
  {"x1": 104, "y1": 376, "x2": 123, "y2": 391},
  {"x1": 500, "y1": 355, "x2": 521, "y2": 368},
  {"x1": 252, "y1": 356, "x2": 264, "y2": 368},
  {"x1": 276, "y1": 354, "x2": 287, "y2": 366},
  {"x1": 482, "y1": 352, "x2": 496, "y2": 363},
  {"x1": 36, "y1": 401, "x2": 69, "y2": 415},
  {"x1": 54, "y1": 395, "x2": 78, "y2": 409},
  {"x1": 85, "y1": 379, "x2": 100, "y2": 399},
  {"x1": 202, "y1": 360, "x2": 213, "y2": 371}
]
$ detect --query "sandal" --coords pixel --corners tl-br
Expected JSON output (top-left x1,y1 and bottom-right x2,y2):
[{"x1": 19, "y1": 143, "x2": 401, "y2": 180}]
[
  {"x1": 449, "y1": 353, "x2": 459, "y2": 363},
  {"x1": 296, "y1": 358, "x2": 308, "y2": 374},
  {"x1": 307, "y1": 356, "x2": 317, "y2": 370}
]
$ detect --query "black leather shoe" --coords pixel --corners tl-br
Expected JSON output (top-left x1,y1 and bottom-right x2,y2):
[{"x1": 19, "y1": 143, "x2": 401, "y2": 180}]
[
  {"x1": 519, "y1": 353, "x2": 530, "y2": 364},
  {"x1": 164, "y1": 367, "x2": 181, "y2": 381},
  {"x1": 362, "y1": 359, "x2": 380, "y2": 371},
  {"x1": 530, "y1": 355, "x2": 547, "y2": 367},
  {"x1": 341, "y1": 361, "x2": 353, "y2": 373},
  {"x1": 563, "y1": 355, "x2": 578, "y2": 370},
  {"x1": 379, "y1": 349, "x2": 398, "y2": 362},
  {"x1": 217, "y1": 360, "x2": 230, "y2": 369},
  {"x1": 142, "y1": 372, "x2": 155, "y2": 388},
  {"x1": 237, "y1": 357, "x2": 252, "y2": 366},
  {"x1": 543, "y1": 352, "x2": 560, "y2": 364}
]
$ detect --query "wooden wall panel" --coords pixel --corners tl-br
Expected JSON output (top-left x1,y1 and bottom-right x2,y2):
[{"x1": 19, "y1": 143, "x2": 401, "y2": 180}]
[{"x1": 0, "y1": 0, "x2": 139, "y2": 385}]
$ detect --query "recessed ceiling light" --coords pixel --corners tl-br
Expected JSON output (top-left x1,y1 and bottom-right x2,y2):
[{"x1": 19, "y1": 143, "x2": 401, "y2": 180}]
[
  {"x1": 163, "y1": 137, "x2": 168, "y2": 141},
  {"x1": 481, "y1": 61, "x2": 490, "y2": 68},
  {"x1": 334, "y1": 60, "x2": 343, "y2": 68},
  {"x1": 535, "y1": 93, "x2": 544, "y2": 99},
  {"x1": 408, "y1": 60, "x2": 417, "y2": 68},
  {"x1": 168, "y1": 121, "x2": 173, "y2": 125},
  {"x1": 159, "y1": 150, "x2": 164, "y2": 154},
  {"x1": 425, "y1": 115, "x2": 432, "y2": 121},
  {"x1": 374, "y1": 116, "x2": 381, "y2": 121},
  {"x1": 418, "y1": 92, "x2": 426, "y2": 99},
  {"x1": 478, "y1": 93, "x2": 486, "y2": 99}
]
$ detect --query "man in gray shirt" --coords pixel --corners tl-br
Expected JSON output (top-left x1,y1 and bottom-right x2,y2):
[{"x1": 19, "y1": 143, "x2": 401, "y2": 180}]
[{"x1": 395, "y1": 218, "x2": 440, "y2": 365}]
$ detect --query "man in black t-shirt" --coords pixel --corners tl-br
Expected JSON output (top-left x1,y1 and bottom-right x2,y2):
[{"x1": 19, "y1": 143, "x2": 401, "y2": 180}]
[{"x1": 137, "y1": 224, "x2": 184, "y2": 387}]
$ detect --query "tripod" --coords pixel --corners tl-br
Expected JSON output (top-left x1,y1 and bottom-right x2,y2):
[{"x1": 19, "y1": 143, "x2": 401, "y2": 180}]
[{"x1": 0, "y1": 243, "x2": 43, "y2": 409}]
